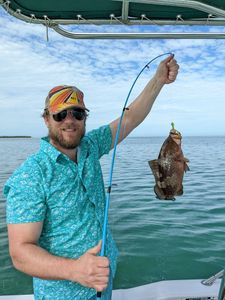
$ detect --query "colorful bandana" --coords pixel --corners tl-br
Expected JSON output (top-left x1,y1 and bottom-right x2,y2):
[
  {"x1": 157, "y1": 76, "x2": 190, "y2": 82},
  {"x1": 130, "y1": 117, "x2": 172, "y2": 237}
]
[{"x1": 45, "y1": 85, "x2": 88, "y2": 114}]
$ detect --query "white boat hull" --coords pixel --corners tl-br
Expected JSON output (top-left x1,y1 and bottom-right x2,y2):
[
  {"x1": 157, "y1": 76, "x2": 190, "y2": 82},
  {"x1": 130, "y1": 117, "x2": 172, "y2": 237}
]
[{"x1": 0, "y1": 279, "x2": 221, "y2": 300}]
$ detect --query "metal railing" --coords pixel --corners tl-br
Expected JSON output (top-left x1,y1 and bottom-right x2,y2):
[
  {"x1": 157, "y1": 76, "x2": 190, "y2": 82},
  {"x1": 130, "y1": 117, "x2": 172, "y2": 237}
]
[{"x1": 201, "y1": 269, "x2": 224, "y2": 286}]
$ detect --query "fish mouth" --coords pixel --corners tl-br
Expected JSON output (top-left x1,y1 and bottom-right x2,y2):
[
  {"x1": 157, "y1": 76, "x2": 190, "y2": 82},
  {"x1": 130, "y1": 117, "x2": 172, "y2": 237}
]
[{"x1": 170, "y1": 129, "x2": 182, "y2": 140}]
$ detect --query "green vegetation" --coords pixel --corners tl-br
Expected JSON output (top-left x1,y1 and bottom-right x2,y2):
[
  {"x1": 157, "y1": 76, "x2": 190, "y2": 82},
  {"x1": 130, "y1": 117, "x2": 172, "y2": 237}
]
[{"x1": 0, "y1": 136, "x2": 31, "y2": 138}]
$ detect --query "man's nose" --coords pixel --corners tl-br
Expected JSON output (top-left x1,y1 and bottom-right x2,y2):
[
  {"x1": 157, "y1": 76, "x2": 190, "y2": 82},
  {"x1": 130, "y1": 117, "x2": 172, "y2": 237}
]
[{"x1": 64, "y1": 111, "x2": 75, "y2": 121}]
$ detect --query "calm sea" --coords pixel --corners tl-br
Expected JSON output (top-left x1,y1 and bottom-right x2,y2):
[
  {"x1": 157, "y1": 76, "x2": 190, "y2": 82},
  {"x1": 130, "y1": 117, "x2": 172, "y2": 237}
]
[{"x1": 0, "y1": 136, "x2": 225, "y2": 295}]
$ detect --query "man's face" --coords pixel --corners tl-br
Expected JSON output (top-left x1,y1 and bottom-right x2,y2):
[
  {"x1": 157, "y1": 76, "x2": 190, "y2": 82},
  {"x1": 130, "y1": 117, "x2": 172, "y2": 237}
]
[{"x1": 44, "y1": 109, "x2": 86, "y2": 150}]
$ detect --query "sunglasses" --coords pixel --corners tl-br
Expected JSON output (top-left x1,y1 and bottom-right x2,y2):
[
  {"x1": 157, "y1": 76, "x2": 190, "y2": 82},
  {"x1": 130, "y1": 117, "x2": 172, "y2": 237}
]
[{"x1": 52, "y1": 108, "x2": 87, "y2": 122}]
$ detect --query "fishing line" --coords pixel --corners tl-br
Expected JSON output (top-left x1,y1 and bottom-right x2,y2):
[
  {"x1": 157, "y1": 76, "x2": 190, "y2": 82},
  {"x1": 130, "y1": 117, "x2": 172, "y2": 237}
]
[{"x1": 97, "y1": 51, "x2": 173, "y2": 299}]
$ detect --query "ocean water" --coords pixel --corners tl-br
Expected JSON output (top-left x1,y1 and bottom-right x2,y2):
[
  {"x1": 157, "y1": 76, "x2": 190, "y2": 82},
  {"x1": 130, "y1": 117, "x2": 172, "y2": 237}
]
[{"x1": 0, "y1": 136, "x2": 225, "y2": 295}]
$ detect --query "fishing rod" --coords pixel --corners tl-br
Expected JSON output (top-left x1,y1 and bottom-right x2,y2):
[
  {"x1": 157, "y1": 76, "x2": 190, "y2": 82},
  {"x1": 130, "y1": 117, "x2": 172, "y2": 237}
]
[{"x1": 97, "y1": 51, "x2": 173, "y2": 299}]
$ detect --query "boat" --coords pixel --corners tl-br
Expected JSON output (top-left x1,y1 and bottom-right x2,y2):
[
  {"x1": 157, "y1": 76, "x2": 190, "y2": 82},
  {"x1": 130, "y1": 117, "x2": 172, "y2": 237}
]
[
  {"x1": 0, "y1": 277, "x2": 223, "y2": 299},
  {"x1": 0, "y1": 269, "x2": 224, "y2": 300},
  {"x1": 1, "y1": 1, "x2": 225, "y2": 299}
]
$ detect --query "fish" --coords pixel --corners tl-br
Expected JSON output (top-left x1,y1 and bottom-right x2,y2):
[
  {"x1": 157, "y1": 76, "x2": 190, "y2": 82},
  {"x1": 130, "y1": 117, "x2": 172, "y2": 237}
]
[{"x1": 149, "y1": 123, "x2": 189, "y2": 200}]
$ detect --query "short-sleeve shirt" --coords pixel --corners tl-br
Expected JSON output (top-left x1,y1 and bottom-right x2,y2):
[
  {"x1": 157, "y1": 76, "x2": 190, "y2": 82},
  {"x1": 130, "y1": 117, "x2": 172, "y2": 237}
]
[{"x1": 4, "y1": 125, "x2": 118, "y2": 300}]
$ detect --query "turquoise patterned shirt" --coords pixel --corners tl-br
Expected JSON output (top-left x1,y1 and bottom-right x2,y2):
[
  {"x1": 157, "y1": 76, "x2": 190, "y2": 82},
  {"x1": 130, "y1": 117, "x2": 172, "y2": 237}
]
[{"x1": 4, "y1": 125, "x2": 118, "y2": 300}]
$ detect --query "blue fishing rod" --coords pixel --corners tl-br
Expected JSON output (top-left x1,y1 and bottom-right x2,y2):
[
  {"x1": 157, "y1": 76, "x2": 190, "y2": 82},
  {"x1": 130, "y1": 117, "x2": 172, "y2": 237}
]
[{"x1": 97, "y1": 52, "x2": 173, "y2": 299}]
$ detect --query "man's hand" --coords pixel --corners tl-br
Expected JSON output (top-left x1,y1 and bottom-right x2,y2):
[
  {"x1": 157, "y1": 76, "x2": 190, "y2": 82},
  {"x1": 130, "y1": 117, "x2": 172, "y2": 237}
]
[
  {"x1": 155, "y1": 54, "x2": 179, "y2": 85},
  {"x1": 72, "y1": 240, "x2": 110, "y2": 292}
]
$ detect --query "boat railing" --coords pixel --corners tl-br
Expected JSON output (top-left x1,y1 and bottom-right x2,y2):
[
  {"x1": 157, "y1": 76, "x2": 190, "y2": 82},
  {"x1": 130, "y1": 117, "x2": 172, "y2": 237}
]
[{"x1": 201, "y1": 269, "x2": 224, "y2": 286}]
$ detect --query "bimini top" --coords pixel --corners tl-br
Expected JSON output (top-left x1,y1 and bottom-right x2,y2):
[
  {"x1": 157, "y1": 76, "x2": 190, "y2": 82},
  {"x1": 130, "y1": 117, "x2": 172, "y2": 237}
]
[{"x1": 1, "y1": 0, "x2": 225, "y2": 39}]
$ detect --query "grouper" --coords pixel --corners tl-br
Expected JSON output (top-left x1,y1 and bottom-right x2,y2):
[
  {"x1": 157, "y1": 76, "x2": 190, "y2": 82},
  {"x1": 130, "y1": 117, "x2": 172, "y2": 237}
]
[{"x1": 149, "y1": 123, "x2": 189, "y2": 200}]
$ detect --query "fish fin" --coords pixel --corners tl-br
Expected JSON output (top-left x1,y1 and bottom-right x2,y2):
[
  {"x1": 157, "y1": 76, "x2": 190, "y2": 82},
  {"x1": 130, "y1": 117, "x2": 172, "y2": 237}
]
[
  {"x1": 165, "y1": 195, "x2": 176, "y2": 201},
  {"x1": 176, "y1": 186, "x2": 183, "y2": 196},
  {"x1": 154, "y1": 185, "x2": 166, "y2": 200},
  {"x1": 155, "y1": 186, "x2": 176, "y2": 201},
  {"x1": 148, "y1": 160, "x2": 161, "y2": 180},
  {"x1": 184, "y1": 162, "x2": 190, "y2": 172},
  {"x1": 149, "y1": 161, "x2": 166, "y2": 199}
]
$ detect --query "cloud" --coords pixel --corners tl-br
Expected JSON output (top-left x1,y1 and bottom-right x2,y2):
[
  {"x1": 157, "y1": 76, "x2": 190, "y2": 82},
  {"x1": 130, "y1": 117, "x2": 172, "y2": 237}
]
[{"x1": 0, "y1": 7, "x2": 225, "y2": 137}]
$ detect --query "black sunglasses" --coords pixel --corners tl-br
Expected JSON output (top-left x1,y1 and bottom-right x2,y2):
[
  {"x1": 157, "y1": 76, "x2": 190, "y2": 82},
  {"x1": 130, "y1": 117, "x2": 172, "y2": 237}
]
[{"x1": 52, "y1": 108, "x2": 87, "y2": 122}]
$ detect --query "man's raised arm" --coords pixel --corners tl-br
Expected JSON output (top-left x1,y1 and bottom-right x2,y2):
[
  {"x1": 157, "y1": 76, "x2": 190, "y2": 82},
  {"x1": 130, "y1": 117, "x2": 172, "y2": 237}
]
[{"x1": 109, "y1": 54, "x2": 179, "y2": 148}]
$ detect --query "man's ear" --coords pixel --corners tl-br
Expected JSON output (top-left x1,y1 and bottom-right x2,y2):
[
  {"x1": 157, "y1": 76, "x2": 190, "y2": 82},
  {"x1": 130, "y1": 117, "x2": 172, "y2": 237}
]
[{"x1": 44, "y1": 115, "x2": 50, "y2": 128}]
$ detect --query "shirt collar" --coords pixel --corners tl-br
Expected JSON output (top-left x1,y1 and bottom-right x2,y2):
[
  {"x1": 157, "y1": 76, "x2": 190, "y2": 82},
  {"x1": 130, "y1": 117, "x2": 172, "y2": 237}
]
[
  {"x1": 40, "y1": 137, "x2": 63, "y2": 162},
  {"x1": 40, "y1": 137, "x2": 81, "y2": 163}
]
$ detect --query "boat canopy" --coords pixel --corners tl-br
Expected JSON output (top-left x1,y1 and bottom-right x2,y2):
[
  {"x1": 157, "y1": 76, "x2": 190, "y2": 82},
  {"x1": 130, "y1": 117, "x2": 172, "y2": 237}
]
[{"x1": 1, "y1": 0, "x2": 225, "y2": 39}]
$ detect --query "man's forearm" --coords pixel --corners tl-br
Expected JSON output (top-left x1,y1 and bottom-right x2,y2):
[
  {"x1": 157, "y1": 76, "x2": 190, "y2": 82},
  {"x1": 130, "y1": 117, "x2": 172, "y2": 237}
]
[
  {"x1": 11, "y1": 243, "x2": 74, "y2": 281},
  {"x1": 126, "y1": 75, "x2": 164, "y2": 128},
  {"x1": 109, "y1": 75, "x2": 164, "y2": 147},
  {"x1": 10, "y1": 240, "x2": 110, "y2": 291}
]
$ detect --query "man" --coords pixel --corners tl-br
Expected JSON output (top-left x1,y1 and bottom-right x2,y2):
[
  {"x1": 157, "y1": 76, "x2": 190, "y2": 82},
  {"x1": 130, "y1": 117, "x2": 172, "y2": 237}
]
[{"x1": 4, "y1": 55, "x2": 179, "y2": 300}]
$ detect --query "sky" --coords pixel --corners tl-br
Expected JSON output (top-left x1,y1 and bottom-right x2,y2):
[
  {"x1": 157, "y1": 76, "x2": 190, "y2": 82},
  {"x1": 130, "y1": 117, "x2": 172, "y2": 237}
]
[{"x1": 0, "y1": 6, "x2": 225, "y2": 137}]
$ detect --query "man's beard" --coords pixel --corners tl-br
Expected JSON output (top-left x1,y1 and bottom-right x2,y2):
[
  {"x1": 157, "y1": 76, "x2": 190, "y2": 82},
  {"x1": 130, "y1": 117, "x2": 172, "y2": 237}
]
[{"x1": 48, "y1": 125, "x2": 85, "y2": 150}]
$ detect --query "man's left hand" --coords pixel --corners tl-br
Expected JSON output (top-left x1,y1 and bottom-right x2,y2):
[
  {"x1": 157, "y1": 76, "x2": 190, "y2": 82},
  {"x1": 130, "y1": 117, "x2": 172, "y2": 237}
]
[{"x1": 155, "y1": 54, "x2": 179, "y2": 85}]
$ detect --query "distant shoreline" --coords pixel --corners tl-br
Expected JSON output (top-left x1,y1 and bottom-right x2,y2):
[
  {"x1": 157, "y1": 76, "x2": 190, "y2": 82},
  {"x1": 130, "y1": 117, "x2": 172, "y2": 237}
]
[{"x1": 0, "y1": 136, "x2": 32, "y2": 138}]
